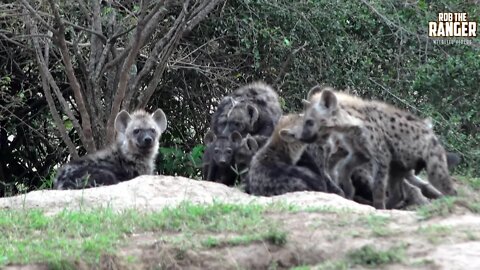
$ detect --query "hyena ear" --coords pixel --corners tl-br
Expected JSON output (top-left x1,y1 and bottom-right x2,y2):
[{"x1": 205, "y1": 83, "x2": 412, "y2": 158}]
[
  {"x1": 247, "y1": 104, "x2": 259, "y2": 127},
  {"x1": 115, "y1": 110, "x2": 131, "y2": 134},
  {"x1": 245, "y1": 135, "x2": 259, "y2": 151},
  {"x1": 307, "y1": 85, "x2": 323, "y2": 100},
  {"x1": 152, "y1": 109, "x2": 167, "y2": 133},
  {"x1": 230, "y1": 131, "x2": 242, "y2": 144},
  {"x1": 301, "y1": 99, "x2": 311, "y2": 110},
  {"x1": 226, "y1": 96, "x2": 238, "y2": 107},
  {"x1": 204, "y1": 130, "x2": 216, "y2": 145},
  {"x1": 318, "y1": 89, "x2": 338, "y2": 111},
  {"x1": 279, "y1": 128, "x2": 296, "y2": 143}
]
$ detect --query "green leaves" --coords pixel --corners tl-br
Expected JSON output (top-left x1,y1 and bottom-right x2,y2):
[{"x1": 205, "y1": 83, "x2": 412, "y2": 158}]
[{"x1": 157, "y1": 145, "x2": 205, "y2": 178}]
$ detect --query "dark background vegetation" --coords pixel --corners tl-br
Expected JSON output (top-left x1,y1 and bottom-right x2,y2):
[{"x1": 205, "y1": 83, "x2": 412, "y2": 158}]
[{"x1": 1, "y1": 0, "x2": 479, "y2": 196}]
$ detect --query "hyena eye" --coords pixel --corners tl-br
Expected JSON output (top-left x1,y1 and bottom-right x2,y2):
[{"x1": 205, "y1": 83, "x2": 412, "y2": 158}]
[
  {"x1": 149, "y1": 128, "x2": 156, "y2": 134},
  {"x1": 226, "y1": 149, "x2": 232, "y2": 154},
  {"x1": 133, "y1": 129, "x2": 140, "y2": 134},
  {"x1": 214, "y1": 149, "x2": 220, "y2": 154},
  {"x1": 305, "y1": 119, "x2": 314, "y2": 127}
]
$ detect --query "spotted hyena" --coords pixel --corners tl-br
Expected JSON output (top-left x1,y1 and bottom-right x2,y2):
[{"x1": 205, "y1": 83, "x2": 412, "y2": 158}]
[
  {"x1": 246, "y1": 114, "x2": 342, "y2": 196},
  {"x1": 54, "y1": 109, "x2": 167, "y2": 189},
  {"x1": 299, "y1": 85, "x2": 456, "y2": 209},
  {"x1": 202, "y1": 130, "x2": 242, "y2": 186},
  {"x1": 210, "y1": 81, "x2": 282, "y2": 138},
  {"x1": 204, "y1": 82, "x2": 283, "y2": 186}
]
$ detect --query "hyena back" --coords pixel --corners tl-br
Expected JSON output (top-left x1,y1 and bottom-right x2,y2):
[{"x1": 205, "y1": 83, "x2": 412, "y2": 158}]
[
  {"x1": 54, "y1": 109, "x2": 167, "y2": 189},
  {"x1": 300, "y1": 86, "x2": 455, "y2": 209}
]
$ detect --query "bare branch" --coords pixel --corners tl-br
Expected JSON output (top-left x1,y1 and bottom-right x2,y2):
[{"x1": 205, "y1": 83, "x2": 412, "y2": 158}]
[
  {"x1": 129, "y1": 1, "x2": 190, "y2": 102},
  {"x1": 186, "y1": 0, "x2": 223, "y2": 32},
  {"x1": 136, "y1": 0, "x2": 225, "y2": 108},
  {"x1": 26, "y1": 17, "x2": 79, "y2": 158},
  {"x1": 105, "y1": 0, "x2": 169, "y2": 141},
  {"x1": 18, "y1": 0, "x2": 54, "y2": 32},
  {"x1": 47, "y1": 0, "x2": 96, "y2": 152},
  {"x1": 274, "y1": 41, "x2": 308, "y2": 87},
  {"x1": 62, "y1": 20, "x2": 107, "y2": 43}
]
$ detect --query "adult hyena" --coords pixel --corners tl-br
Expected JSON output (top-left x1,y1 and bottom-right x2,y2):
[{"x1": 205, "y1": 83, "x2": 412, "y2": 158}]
[
  {"x1": 54, "y1": 109, "x2": 167, "y2": 189},
  {"x1": 246, "y1": 114, "x2": 343, "y2": 196},
  {"x1": 203, "y1": 82, "x2": 283, "y2": 184},
  {"x1": 299, "y1": 86, "x2": 456, "y2": 209},
  {"x1": 210, "y1": 81, "x2": 282, "y2": 137}
]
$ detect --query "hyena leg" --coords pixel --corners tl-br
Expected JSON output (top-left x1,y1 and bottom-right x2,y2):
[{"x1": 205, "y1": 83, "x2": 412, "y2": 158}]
[
  {"x1": 202, "y1": 163, "x2": 210, "y2": 180},
  {"x1": 406, "y1": 172, "x2": 443, "y2": 199},
  {"x1": 372, "y1": 163, "x2": 389, "y2": 209},
  {"x1": 333, "y1": 152, "x2": 368, "y2": 199},
  {"x1": 386, "y1": 178, "x2": 403, "y2": 209},
  {"x1": 386, "y1": 166, "x2": 410, "y2": 209},
  {"x1": 425, "y1": 140, "x2": 456, "y2": 196},
  {"x1": 298, "y1": 151, "x2": 344, "y2": 196},
  {"x1": 206, "y1": 163, "x2": 217, "y2": 181},
  {"x1": 401, "y1": 179, "x2": 429, "y2": 208}
]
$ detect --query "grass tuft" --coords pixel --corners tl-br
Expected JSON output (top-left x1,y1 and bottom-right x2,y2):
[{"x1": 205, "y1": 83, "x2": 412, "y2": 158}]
[{"x1": 347, "y1": 244, "x2": 405, "y2": 266}]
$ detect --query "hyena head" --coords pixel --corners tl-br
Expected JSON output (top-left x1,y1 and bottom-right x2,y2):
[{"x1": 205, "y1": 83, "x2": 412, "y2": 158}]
[
  {"x1": 204, "y1": 130, "x2": 242, "y2": 167},
  {"x1": 276, "y1": 114, "x2": 308, "y2": 164},
  {"x1": 299, "y1": 86, "x2": 362, "y2": 144},
  {"x1": 115, "y1": 109, "x2": 167, "y2": 157},
  {"x1": 234, "y1": 134, "x2": 259, "y2": 171},
  {"x1": 299, "y1": 86, "x2": 339, "y2": 143},
  {"x1": 223, "y1": 101, "x2": 259, "y2": 135}
]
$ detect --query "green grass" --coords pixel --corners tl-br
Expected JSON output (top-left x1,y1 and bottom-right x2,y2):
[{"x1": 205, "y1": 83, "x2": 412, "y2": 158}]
[
  {"x1": 0, "y1": 202, "x2": 287, "y2": 267},
  {"x1": 456, "y1": 175, "x2": 480, "y2": 190},
  {"x1": 200, "y1": 228, "x2": 287, "y2": 248},
  {"x1": 416, "y1": 196, "x2": 457, "y2": 219},
  {"x1": 417, "y1": 225, "x2": 452, "y2": 244},
  {"x1": 347, "y1": 244, "x2": 405, "y2": 267},
  {"x1": 362, "y1": 214, "x2": 392, "y2": 237}
]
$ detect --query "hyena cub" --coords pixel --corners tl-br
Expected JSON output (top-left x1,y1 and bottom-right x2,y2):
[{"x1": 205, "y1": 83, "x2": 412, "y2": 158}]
[
  {"x1": 246, "y1": 114, "x2": 342, "y2": 196},
  {"x1": 300, "y1": 86, "x2": 456, "y2": 209},
  {"x1": 300, "y1": 122, "x2": 373, "y2": 199},
  {"x1": 54, "y1": 109, "x2": 167, "y2": 189},
  {"x1": 202, "y1": 130, "x2": 242, "y2": 186},
  {"x1": 210, "y1": 81, "x2": 282, "y2": 137}
]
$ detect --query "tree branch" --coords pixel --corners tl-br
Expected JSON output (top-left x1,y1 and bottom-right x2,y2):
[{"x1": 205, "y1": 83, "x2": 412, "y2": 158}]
[
  {"x1": 25, "y1": 16, "x2": 87, "y2": 148},
  {"x1": 47, "y1": 0, "x2": 96, "y2": 152},
  {"x1": 105, "y1": 0, "x2": 169, "y2": 141}
]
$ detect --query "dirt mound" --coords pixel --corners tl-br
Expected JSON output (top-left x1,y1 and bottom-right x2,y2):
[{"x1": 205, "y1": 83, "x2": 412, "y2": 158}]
[
  {"x1": 0, "y1": 175, "x2": 374, "y2": 215},
  {"x1": 1, "y1": 175, "x2": 479, "y2": 269}
]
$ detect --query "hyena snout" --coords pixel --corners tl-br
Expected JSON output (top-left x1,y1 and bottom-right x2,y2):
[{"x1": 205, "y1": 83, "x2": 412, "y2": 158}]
[
  {"x1": 135, "y1": 130, "x2": 157, "y2": 149},
  {"x1": 142, "y1": 136, "x2": 153, "y2": 146},
  {"x1": 214, "y1": 151, "x2": 233, "y2": 167},
  {"x1": 299, "y1": 128, "x2": 317, "y2": 143}
]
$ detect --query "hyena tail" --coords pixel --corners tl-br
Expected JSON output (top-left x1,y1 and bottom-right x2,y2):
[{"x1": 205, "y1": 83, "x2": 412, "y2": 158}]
[{"x1": 425, "y1": 138, "x2": 456, "y2": 196}]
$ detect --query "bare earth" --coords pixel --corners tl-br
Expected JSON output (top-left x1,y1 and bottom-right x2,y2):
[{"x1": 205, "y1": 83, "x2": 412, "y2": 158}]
[{"x1": 1, "y1": 175, "x2": 480, "y2": 269}]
